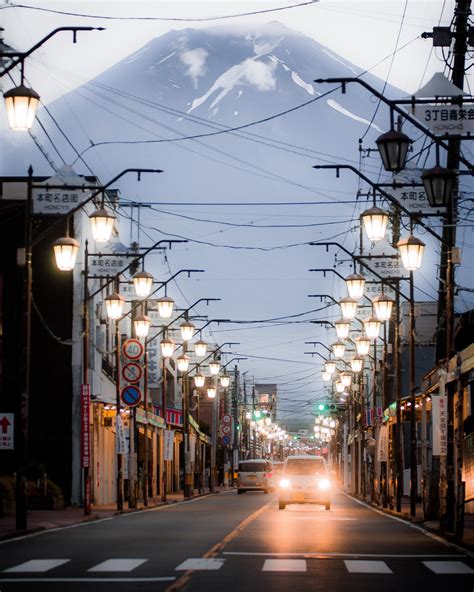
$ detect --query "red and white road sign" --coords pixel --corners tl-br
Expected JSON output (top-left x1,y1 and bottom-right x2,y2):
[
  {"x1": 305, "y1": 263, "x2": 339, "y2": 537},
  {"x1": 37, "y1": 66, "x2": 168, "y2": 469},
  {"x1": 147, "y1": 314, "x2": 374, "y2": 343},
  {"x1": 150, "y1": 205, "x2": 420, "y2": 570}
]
[
  {"x1": 222, "y1": 424, "x2": 231, "y2": 435},
  {"x1": 122, "y1": 362, "x2": 143, "y2": 383},
  {"x1": 122, "y1": 338, "x2": 144, "y2": 360},
  {"x1": 222, "y1": 414, "x2": 232, "y2": 424},
  {"x1": 0, "y1": 413, "x2": 14, "y2": 449}
]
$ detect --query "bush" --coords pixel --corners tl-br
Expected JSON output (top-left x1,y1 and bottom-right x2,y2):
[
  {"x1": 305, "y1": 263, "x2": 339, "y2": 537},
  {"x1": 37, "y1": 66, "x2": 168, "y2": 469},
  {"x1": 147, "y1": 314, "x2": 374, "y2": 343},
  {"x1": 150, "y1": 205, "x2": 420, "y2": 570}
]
[{"x1": 27, "y1": 478, "x2": 64, "y2": 510}]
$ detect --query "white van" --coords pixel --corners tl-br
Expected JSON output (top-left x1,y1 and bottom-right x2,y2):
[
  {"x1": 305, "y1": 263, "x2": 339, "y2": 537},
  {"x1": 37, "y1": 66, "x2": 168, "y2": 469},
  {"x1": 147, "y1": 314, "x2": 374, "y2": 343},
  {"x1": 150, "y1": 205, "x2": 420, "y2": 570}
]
[
  {"x1": 237, "y1": 459, "x2": 275, "y2": 494},
  {"x1": 278, "y1": 455, "x2": 332, "y2": 510}
]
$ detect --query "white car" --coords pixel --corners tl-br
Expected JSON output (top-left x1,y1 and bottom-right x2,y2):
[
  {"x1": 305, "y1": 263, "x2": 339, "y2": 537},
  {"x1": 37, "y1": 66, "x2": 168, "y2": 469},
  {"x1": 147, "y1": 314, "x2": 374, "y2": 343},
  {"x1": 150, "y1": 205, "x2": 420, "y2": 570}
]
[
  {"x1": 237, "y1": 459, "x2": 275, "y2": 494},
  {"x1": 278, "y1": 455, "x2": 332, "y2": 510}
]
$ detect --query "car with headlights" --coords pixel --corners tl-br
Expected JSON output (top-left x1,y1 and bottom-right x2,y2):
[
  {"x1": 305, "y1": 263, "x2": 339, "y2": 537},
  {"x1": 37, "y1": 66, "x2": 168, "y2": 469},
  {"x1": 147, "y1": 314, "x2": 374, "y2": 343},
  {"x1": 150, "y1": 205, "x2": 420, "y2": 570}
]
[
  {"x1": 278, "y1": 455, "x2": 332, "y2": 510},
  {"x1": 237, "y1": 459, "x2": 274, "y2": 494}
]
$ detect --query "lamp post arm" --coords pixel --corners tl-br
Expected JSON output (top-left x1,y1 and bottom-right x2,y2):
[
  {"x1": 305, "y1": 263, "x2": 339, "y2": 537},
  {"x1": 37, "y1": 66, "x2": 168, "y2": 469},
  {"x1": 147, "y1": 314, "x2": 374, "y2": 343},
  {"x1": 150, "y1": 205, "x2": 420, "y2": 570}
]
[
  {"x1": 304, "y1": 341, "x2": 332, "y2": 353},
  {"x1": 222, "y1": 357, "x2": 248, "y2": 370},
  {"x1": 87, "y1": 241, "x2": 189, "y2": 301},
  {"x1": 313, "y1": 164, "x2": 447, "y2": 245},
  {"x1": 304, "y1": 351, "x2": 327, "y2": 361},
  {"x1": 310, "y1": 320, "x2": 335, "y2": 329},
  {"x1": 309, "y1": 268, "x2": 347, "y2": 282},
  {"x1": 310, "y1": 241, "x2": 410, "y2": 301},
  {"x1": 307, "y1": 293, "x2": 338, "y2": 305},
  {"x1": 32, "y1": 168, "x2": 163, "y2": 247},
  {"x1": 313, "y1": 77, "x2": 474, "y2": 172},
  {"x1": 0, "y1": 27, "x2": 104, "y2": 78}
]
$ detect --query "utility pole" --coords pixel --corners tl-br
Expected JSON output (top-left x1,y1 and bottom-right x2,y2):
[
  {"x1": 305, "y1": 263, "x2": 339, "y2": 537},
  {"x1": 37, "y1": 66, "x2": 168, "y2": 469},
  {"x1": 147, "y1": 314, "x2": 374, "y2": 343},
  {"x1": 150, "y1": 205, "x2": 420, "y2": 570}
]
[
  {"x1": 252, "y1": 384, "x2": 256, "y2": 459},
  {"x1": 232, "y1": 365, "x2": 239, "y2": 484},
  {"x1": 426, "y1": 0, "x2": 472, "y2": 534}
]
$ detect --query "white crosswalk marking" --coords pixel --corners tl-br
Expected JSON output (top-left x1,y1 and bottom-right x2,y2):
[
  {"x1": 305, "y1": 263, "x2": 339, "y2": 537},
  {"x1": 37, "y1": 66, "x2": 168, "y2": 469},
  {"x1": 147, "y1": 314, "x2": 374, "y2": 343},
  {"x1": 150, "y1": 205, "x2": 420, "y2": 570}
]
[
  {"x1": 423, "y1": 561, "x2": 474, "y2": 574},
  {"x1": 175, "y1": 558, "x2": 225, "y2": 571},
  {"x1": 262, "y1": 559, "x2": 307, "y2": 572},
  {"x1": 88, "y1": 559, "x2": 148, "y2": 572},
  {"x1": 344, "y1": 560, "x2": 393, "y2": 574},
  {"x1": 3, "y1": 559, "x2": 70, "y2": 573}
]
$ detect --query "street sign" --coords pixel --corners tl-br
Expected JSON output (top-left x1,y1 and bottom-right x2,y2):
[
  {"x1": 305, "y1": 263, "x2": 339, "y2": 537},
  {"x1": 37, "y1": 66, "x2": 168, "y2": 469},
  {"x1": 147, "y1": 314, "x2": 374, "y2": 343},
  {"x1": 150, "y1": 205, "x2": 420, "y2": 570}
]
[
  {"x1": 122, "y1": 362, "x2": 143, "y2": 383},
  {"x1": 120, "y1": 385, "x2": 142, "y2": 407},
  {"x1": 81, "y1": 385, "x2": 91, "y2": 468},
  {"x1": 362, "y1": 239, "x2": 407, "y2": 279},
  {"x1": 412, "y1": 103, "x2": 474, "y2": 136},
  {"x1": 0, "y1": 412, "x2": 14, "y2": 449},
  {"x1": 32, "y1": 165, "x2": 93, "y2": 215},
  {"x1": 222, "y1": 435, "x2": 231, "y2": 445},
  {"x1": 222, "y1": 424, "x2": 232, "y2": 435},
  {"x1": 122, "y1": 339, "x2": 144, "y2": 361},
  {"x1": 222, "y1": 414, "x2": 232, "y2": 424}
]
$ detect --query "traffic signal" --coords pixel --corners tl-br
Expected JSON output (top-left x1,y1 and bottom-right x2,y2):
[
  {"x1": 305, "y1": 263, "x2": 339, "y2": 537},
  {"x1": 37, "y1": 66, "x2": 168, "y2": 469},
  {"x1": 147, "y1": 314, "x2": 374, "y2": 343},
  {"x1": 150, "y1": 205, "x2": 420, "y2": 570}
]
[{"x1": 317, "y1": 403, "x2": 336, "y2": 413}]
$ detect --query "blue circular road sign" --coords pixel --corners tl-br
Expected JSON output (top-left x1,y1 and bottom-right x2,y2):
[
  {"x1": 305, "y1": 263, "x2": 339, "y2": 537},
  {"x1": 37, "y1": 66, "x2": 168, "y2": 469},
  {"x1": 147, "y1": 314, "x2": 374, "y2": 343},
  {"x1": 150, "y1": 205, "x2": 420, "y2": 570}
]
[{"x1": 120, "y1": 385, "x2": 142, "y2": 407}]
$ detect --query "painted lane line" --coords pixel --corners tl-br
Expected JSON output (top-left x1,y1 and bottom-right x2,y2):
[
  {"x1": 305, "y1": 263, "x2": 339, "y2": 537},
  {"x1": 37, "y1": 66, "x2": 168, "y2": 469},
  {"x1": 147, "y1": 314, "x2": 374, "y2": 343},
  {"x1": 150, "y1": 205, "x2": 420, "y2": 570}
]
[
  {"x1": 341, "y1": 491, "x2": 474, "y2": 559},
  {"x1": 0, "y1": 577, "x2": 176, "y2": 582},
  {"x1": 88, "y1": 558, "x2": 148, "y2": 572},
  {"x1": 175, "y1": 558, "x2": 225, "y2": 571},
  {"x1": 344, "y1": 560, "x2": 393, "y2": 574},
  {"x1": 262, "y1": 559, "x2": 307, "y2": 572},
  {"x1": 3, "y1": 559, "x2": 71, "y2": 573},
  {"x1": 223, "y1": 551, "x2": 466, "y2": 558},
  {"x1": 423, "y1": 561, "x2": 474, "y2": 574},
  {"x1": 166, "y1": 501, "x2": 272, "y2": 592}
]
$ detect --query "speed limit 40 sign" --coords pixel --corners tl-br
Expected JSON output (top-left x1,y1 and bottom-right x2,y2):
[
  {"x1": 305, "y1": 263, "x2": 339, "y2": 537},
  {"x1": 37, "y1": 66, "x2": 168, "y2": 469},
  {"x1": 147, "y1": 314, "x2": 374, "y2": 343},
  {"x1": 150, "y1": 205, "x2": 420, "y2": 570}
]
[{"x1": 122, "y1": 339, "x2": 144, "y2": 360}]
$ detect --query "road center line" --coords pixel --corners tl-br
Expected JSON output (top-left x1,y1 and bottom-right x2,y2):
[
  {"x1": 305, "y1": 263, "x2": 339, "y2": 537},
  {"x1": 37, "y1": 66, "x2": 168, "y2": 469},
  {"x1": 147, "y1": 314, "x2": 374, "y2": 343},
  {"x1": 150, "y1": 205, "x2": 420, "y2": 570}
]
[{"x1": 165, "y1": 500, "x2": 272, "y2": 592}]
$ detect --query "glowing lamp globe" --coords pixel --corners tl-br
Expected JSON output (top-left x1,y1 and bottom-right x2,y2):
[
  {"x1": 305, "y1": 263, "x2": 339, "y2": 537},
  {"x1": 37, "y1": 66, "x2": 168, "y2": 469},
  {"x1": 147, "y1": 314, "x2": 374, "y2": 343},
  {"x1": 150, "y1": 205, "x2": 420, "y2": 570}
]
[
  {"x1": 194, "y1": 339, "x2": 207, "y2": 358},
  {"x1": 156, "y1": 296, "x2": 175, "y2": 319},
  {"x1": 4, "y1": 84, "x2": 40, "y2": 131},
  {"x1": 345, "y1": 273, "x2": 366, "y2": 300},
  {"x1": 90, "y1": 207, "x2": 115, "y2": 243},
  {"x1": 133, "y1": 270, "x2": 154, "y2": 298},
  {"x1": 361, "y1": 206, "x2": 389, "y2": 242},
  {"x1": 160, "y1": 337, "x2": 175, "y2": 359},
  {"x1": 397, "y1": 235, "x2": 425, "y2": 271},
  {"x1": 339, "y1": 297, "x2": 358, "y2": 320},
  {"x1": 53, "y1": 236, "x2": 79, "y2": 271},
  {"x1": 105, "y1": 293, "x2": 125, "y2": 320},
  {"x1": 180, "y1": 321, "x2": 195, "y2": 342},
  {"x1": 335, "y1": 319, "x2": 351, "y2": 340},
  {"x1": 372, "y1": 293, "x2": 394, "y2": 321},
  {"x1": 134, "y1": 315, "x2": 151, "y2": 338}
]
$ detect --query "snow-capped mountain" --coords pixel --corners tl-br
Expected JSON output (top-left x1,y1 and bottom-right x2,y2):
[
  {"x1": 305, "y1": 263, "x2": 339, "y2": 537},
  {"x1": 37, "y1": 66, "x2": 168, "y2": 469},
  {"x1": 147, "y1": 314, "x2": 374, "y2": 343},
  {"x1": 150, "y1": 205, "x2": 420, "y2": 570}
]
[{"x1": 2, "y1": 21, "x2": 393, "y2": 199}]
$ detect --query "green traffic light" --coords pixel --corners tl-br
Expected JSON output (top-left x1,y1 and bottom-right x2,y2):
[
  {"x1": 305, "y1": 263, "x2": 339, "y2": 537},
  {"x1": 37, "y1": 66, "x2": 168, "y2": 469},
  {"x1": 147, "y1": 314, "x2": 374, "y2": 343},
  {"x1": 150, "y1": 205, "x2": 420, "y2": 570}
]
[{"x1": 318, "y1": 404, "x2": 325, "y2": 411}]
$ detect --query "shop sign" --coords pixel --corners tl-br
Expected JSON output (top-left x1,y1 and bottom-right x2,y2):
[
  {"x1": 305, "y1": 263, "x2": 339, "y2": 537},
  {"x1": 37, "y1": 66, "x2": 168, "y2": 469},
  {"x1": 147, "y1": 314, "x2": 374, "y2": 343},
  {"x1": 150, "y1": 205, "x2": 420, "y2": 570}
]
[
  {"x1": 413, "y1": 104, "x2": 474, "y2": 135},
  {"x1": 164, "y1": 429, "x2": 175, "y2": 461},
  {"x1": 432, "y1": 394, "x2": 448, "y2": 457},
  {"x1": 81, "y1": 384, "x2": 91, "y2": 468}
]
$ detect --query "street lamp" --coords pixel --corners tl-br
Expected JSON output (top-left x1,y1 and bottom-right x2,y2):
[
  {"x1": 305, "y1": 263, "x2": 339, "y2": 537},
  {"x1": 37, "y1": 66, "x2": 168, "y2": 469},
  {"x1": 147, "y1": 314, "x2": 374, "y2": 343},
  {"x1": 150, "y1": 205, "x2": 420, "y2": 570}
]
[
  {"x1": 52, "y1": 236, "x2": 80, "y2": 271},
  {"x1": 177, "y1": 354, "x2": 190, "y2": 373},
  {"x1": 350, "y1": 356, "x2": 363, "y2": 373},
  {"x1": 209, "y1": 360, "x2": 221, "y2": 375},
  {"x1": 4, "y1": 84, "x2": 40, "y2": 131},
  {"x1": 194, "y1": 372, "x2": 205, "y2": 388},
  {"x1": 134, "y1": 314, "x2": 151, "y2": 338},
  {"x1": 335, "y1": 318, "x2": 351, "y2": 340},
  {"x1": 160, "y1": 337, "x2": 175, "y2": 358},
  {"x1": 372, "y1": 293, "x2": 394, "y2": 321},
  {"x1": 340, "y1": 371, "x2": 352, "y2": 388},
  {"x1": 332, "y1": 341, "x2": 345, "y2": 358},
  {"x1": 207, "y1": 386, "x2": 217, "y2": 399},
  {"x1": 356, "y1": 336, "x2": 371, "y2": 356},
  {"x1": 156, "y1": 295, "x2": 175, "y2": 319},
  {"x1": 346, "y1": 273, "x2": 366, "y2": 300},
  {"x1": 133, "y1": 270, "x2": 154, "y2": 298},
  {"x1": 421, "y1": 166, "x2": 456, "y2": 208},
  {"x1": 324, "y1": 359, "x2": 336, "y2": 375},
  {"x1": 376, "y1": 128, "x2": 411, "y2": 172},
  {"x1": 194, "y1": 339, "x2": 207, "y2": 357},
  {"x1": 335, "y1": 381, "x2": 345, "y2": 393},
  {"x1": 180, "y1": 320, "x2": 195, "y2": 342},
  {"x1": 397, "y1": 235, "x2": 425, "y2": 271},
  {"x1": 105, "y1": 292, "x2": 125, "y2": 320},
  {"x1": 89, "y1": 207, "x2": 116, "y2": 243},
  {"x1": 339, "y1": 297, "x2": 358, "y2": 320},
  {"x1": 361, "y1": 206, "x2": 389, "y2": 242},
  {"x1": 364, "y1": 316, "x2": 382, "y2": 339},
  {"x1": 220, "y1": 373, "x2": 230, "y2": 388},
  {"x1": 322, "y1": 370, "x2": 331, "y2": 381}
]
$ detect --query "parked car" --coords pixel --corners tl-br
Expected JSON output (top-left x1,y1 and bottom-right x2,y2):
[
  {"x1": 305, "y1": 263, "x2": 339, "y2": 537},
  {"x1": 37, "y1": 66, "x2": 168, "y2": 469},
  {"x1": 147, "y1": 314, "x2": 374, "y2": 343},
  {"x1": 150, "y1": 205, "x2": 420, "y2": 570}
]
[
  {"x1": 278, "y1": 455, "x2": 332, "y2": 510},
  {"x1": 237, "y1": 459, "x2": 275, "y2": 494}
]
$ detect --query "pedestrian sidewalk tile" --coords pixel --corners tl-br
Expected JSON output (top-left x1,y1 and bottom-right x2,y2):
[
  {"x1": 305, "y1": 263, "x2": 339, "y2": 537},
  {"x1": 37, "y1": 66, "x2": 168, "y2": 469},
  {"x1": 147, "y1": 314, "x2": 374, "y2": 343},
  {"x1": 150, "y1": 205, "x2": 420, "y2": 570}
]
[
  {"x1": 344, "y1": 560, "x2": 393, "y2": 574},
  {"x1": 423, "y1": 561, "x2": 474, "y2": 575},
  {"x1": 3, "y1": 559, "x2": 71, "y2": 573},
  {"x1": 88, "y1": 559, "x2": 148, "y2": 572}
]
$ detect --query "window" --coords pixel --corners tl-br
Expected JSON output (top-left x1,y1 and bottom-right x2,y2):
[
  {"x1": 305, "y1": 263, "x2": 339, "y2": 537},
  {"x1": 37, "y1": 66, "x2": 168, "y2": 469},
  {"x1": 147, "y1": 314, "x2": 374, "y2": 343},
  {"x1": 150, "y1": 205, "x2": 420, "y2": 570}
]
[
  {"x1": 239, "y1": 461, "x2": 266, "y2": 472},
  {"x1": 284, "y1": 458, "x2": 326, "y2": 476}
]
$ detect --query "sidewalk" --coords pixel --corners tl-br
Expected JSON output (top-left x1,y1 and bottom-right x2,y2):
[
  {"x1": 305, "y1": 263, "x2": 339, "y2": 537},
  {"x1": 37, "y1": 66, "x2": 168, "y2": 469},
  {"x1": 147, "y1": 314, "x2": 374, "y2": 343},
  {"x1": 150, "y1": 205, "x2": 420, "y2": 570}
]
[{"x1": 0, "y1": 487, "x2": 230, "y2": 542}]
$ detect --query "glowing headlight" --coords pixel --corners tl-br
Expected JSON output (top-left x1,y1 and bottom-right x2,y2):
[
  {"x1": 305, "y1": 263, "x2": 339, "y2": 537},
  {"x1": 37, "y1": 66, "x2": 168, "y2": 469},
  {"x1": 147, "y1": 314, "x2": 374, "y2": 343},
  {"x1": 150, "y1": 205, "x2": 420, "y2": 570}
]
[
  {"x1": 318, "y1": 478, "x2": 331, "y2": 491},
  {"x1": 279, "y1": 478, "x2": 291, "y2": 489}
]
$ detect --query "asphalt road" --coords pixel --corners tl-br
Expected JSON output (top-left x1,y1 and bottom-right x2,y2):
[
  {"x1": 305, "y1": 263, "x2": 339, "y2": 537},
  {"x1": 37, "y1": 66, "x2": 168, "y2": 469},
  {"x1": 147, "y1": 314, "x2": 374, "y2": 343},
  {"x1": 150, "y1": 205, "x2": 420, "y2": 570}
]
[{"x1": 0, "y1": 489, "x2": 472, "y2": 592}]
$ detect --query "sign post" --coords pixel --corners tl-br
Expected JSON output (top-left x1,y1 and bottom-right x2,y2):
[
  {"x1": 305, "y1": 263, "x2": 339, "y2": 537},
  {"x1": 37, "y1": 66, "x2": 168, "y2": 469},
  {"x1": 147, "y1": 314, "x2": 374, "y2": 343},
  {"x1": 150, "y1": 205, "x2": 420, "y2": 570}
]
[{"x1": 0, "y1": 413, "x2": 14, "y2": 449}]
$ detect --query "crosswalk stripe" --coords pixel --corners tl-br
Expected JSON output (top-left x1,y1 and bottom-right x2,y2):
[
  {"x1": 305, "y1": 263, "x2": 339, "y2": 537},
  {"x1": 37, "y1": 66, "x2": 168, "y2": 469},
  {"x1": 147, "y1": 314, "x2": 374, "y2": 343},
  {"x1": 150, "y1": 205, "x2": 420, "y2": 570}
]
[
  {"x1": 344, "y1": 560, "x2": 393, "y2": 574},
  {"x1": 3, "y1": 559, "x2": 71, "y2": 573},
  {"x1": 175, "y1": 558, "x2": 225, "y2": 571},
  {"x1": 423, "y1": 561, "x2": 474, "y2": 574},
  {"x1": 88, "y1": 559, "x2": 148, "y2": 572},
  {"x1": 262, "y1": 559, "x2": 307, "y2": 572}
]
